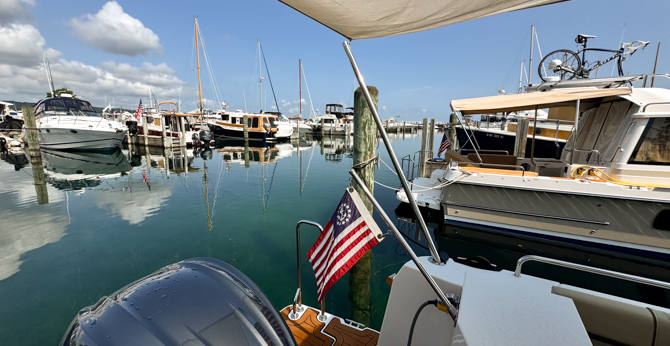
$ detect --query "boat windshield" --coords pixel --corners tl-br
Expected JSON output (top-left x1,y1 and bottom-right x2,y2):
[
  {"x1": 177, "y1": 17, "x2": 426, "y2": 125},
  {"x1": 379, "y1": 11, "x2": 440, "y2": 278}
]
[
  {"x1": 628, "y1": 117, "x2": 670, "y2": 165},
  {"x1": 38, "y1": 98, "x2": 100, "y2": 117}
]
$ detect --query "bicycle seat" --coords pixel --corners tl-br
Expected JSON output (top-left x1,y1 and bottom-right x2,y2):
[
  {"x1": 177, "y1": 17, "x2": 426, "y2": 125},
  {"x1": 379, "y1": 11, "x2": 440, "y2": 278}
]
[{"x1": 576, "y1": 34, "x2": 596, "y2": 44}]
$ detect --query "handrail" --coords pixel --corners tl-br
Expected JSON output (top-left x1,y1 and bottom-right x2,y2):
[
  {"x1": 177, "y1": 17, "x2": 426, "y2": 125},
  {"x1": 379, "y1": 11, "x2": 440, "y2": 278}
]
[
  {"x1": 290, "y1": 220, "x2": 325, "y2": 321},
  {"x1": 460, "y1": 149, "x2": 510, "y2": 155},
  {"x1": 514, "y1": 255, "x2": 670, "y2": 290},
  {"x1": 642, "y1": 101, "x2": 670, "y2": 112}
]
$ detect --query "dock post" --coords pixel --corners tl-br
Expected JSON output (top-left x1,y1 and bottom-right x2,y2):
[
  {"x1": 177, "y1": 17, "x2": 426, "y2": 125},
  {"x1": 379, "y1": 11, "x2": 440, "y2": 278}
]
[
  {"x1": 143, "y1": 116, "x2": 149, "y2": 147},
  {"x1": 428, "y1": 119, "x2": 436, "y2": 159},
  {"x1": 449, "y1": 113, "x2": 458, "y2": 151},
  {"x1": 161, "y1": 116, "x2": 167, "y2": 148},
  {"x1": 23, "y1": 106, "x2": 48, "y2": 205},
  {"x1": 320, "y1": 119, "x2": 324, "y2": 137},
  {"x1": 350, "y1": 86, "x2": 378, "y2": 326},
  {"x1": 419, "y1": 118, "x2": 429, "y2": 178},
  {"x1": 179, "y1": 117, "x2": 186, "y2": 147},
  {"x1": 514, "y1": 117, "x2": 530, "y2": 158}
]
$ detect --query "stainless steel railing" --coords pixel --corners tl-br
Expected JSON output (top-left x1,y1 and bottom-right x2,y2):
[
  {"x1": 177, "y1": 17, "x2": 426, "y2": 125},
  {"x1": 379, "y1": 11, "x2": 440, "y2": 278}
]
[
  {"x1": 290, "y1": 220, "x2": 326, "y2": 321},
  {"x1": 514, "y1": 255, "x2": 670, "y2": 290}
]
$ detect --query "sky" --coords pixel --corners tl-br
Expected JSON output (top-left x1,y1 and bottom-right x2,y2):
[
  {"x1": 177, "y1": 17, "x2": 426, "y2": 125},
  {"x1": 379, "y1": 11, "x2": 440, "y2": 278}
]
[{"x1": 1, "y1": 0, "x2": 669, "y2": 121}]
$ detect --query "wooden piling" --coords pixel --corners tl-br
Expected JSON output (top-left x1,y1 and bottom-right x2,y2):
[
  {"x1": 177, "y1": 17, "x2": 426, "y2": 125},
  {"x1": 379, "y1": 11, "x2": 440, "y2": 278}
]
[
  {"x1": 419, "y1": 118, "x2": 429, "y2": 177},
  {"x1": 142, "y1": 116, "x2": 149, "y2": 147},
  {"x1": 161, "y1": 116, "x2": 168, "y2": 148},
  {"x1": 243, "y1": 115, "x2": 249, "y2": 142},
  {"x1": 179, "y1": 117, "x2": 186, "y2": 147},
  {"x1": 428, "y1": 118, "x2": 436, "y2": 158},
  {"x1": 23, "y1": 106, "x2": 48, "y2": 204},
  {"x1": 514, "y1": 117, "x2": 530, "y2": 158},
  {"x1": 349, "y1": 86, "x2": 378, "y2": 326}
]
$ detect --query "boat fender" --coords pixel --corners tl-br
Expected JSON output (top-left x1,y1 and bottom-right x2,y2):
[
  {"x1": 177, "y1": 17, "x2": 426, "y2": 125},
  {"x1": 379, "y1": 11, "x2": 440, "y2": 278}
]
[
  {"x1": 452, "y1": 255, "x2": 500, "y2": 271},
  {"x1": 0, "y1": 137, "x2": 6, "y2": 151}
]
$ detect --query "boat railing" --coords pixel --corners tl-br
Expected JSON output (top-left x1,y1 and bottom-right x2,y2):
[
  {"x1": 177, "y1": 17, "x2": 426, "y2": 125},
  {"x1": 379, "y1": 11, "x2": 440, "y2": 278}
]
[
  {"x1": 514, "y1": 255, "x2": 670, "y2": 290},
  {"x1": 566, "y1": 148, "x2": 602, "y2": 166},
  {"x1": 460, "y1": 149, "x2": 510, "y2": 155},
  {"x1": 642, "y1": 101, "x2": 670, "y2": 112},
  {"x1": 642, "y1": 73, "x2": 670, "y2": 88},
  {"x1": 291, "y1": 220, "x2": 326, "y2": 321}
]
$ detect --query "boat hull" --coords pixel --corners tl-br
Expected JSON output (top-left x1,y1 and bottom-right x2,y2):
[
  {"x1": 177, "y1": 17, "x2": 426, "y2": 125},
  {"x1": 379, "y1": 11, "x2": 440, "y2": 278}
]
[
  {"x1": 37, "y1": 128, "x2": 126, "y2": 150},
  {"x1": 455, "y1": 126, "x2": 565, "y2": 159},
  {"x1": 442, "y1": 182, "x2": 670, "y2": 261},
  {"x1": 209, "y1": 123, "x2": 270, "y2": 141}
]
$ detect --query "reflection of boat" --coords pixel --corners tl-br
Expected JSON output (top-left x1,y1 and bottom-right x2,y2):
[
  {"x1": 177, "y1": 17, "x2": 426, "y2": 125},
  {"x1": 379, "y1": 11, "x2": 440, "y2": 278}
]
[
  {"x1": 217, "y1": 141, "x2": 291, "y2": 165},
  {"x1": 42, "y1": 148, "x2": 131, "y2": 190}
]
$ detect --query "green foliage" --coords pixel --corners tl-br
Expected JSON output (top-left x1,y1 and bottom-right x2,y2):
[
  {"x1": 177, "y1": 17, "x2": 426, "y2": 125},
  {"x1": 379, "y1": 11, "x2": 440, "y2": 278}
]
[{"x1": 46, "y1": 88, "x2": 76, "y2": 98}]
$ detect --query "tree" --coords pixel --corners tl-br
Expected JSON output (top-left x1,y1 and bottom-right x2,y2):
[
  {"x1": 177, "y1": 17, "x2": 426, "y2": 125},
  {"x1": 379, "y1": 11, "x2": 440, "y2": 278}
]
[{"x1": 46, "y1": 88, "x2": 76, "y2": 98}]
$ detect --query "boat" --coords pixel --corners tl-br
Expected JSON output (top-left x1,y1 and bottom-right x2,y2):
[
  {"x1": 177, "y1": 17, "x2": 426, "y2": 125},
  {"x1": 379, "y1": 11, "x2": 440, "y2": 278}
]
[
  {"x1": 0, "y1": 101, "x2": 24, "y2": 133},
  {"x1": 59, "y1": 1, "x2": 670, "y2": 345},
  {"x1": 311, "y1": 104, "x2": 354, "y2": 135},
  {"x1": 209, "y1": 110, "x2": 291, "y2": 142},
  {"x1": 401, "y1": 76, "x2": 670, "y2": 262},
  {"x1": 33, "y1": 94, "x2": 128, "y2": 150}
]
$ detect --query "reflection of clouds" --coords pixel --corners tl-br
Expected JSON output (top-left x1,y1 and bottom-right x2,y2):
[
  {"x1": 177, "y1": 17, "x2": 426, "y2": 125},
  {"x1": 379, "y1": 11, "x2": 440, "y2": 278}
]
[
  {"x1": 96, "y1": 182, "x2": 172, "y2": 225},
  {"x1": 0, "y1": 161, "x2": 67, "y2": 281}
]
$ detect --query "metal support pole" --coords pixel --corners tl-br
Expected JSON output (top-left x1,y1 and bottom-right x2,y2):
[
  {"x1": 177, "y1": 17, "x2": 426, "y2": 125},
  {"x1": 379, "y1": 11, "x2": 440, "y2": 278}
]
[
  {"x1": 343, "y1": 41, "x2": 441, "y2": 264},
  {"x1": 528, "y1": 25, "x2": 535, "y2": 86},
  {"x1": 349, "y1": 169, "x2": 457, "y2": 321},
  {"x1": 570, "y1": 99, "x2": 581, "y2": 165},
  {"x1": 530, "y1": 106, "x2": 538, "y2": 167}
]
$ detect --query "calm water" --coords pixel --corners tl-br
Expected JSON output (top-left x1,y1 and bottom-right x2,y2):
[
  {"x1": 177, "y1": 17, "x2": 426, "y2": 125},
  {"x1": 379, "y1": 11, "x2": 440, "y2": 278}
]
[{"x1": 1, "y1": 131, "x2": 669, "y2": 345}]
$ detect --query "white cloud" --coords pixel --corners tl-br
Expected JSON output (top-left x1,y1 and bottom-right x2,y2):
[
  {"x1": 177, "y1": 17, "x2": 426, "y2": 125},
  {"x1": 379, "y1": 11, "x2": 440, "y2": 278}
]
[
  {"x1": 70, "y1": 1, "x2": 161, "y2": 56},
  {"x1": 382, "y1": 105, "x2": 386, "y2": 110},
  {"x1": 0, "y1": 0, "x2": 34, "y2": 25},
  {"x1": 0, "y1": 23, "x2": 60, "y2": 67},
  {"x1": 422, "y1": 109, "x2": 427, "y2": 112}
]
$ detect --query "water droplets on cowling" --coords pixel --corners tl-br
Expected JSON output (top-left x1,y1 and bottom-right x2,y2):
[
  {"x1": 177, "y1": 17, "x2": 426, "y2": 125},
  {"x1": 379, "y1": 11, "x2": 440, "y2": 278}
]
[{"x1": 161, "y1": 294, "x2": 167, "y2": 299}]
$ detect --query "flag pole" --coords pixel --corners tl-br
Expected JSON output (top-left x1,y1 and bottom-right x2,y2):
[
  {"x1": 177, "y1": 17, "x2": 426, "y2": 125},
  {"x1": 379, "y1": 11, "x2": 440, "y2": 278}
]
[
  {"x1": 349, "y1": 169, "x2": 458, "y2": 321},
  {"x1": 343, "y1": 41, "x2": 442, "y2": 264}
]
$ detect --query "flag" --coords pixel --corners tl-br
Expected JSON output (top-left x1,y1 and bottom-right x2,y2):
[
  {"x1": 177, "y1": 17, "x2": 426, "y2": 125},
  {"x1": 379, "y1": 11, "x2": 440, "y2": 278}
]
[
  {"x1": 136, "y1": 98, "x2": 143, "y2": 122},
  {"x1": 142, "y1": 170, "x2": 151, "y2": 191},
  {"x1": 437, "y1": 133, "x2": 451, "y2": 157},
  {"x1": 307, "y1": 188, "x2": 383, "y2": 303}
]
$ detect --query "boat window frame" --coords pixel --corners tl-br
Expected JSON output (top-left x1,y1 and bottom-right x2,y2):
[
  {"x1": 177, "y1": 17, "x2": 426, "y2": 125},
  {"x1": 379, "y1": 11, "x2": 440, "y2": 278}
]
[{"x1": 252, "y1": 117, "x2": 259, "y2": 129}]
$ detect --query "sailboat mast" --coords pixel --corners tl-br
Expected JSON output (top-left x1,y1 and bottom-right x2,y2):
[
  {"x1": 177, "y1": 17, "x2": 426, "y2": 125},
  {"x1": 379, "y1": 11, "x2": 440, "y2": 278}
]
[
  {"x1": 518, "y1": 61, "x2": 524, "y2": 94},
  {"x1": 258, "y1": 39, "x2": 262, "y2": 113},
  {"x1": 299, "y1": 60, "x2": 302, "y2": 117},
  {"x1": 195, "y1": 18, "x2": 203, "y2": 119}
]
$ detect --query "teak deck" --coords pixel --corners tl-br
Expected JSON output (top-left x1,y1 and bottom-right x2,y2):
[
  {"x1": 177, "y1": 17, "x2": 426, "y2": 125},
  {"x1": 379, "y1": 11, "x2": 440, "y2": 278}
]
[{"x1": 280, "y1": 306, "x2": 379, "y2": 346}]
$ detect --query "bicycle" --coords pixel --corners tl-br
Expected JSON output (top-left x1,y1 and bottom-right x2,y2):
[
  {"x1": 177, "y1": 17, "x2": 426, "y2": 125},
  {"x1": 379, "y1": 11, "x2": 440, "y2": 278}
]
[{"x1": 538, "y1": 34, "x2": 649, "y2": 82}]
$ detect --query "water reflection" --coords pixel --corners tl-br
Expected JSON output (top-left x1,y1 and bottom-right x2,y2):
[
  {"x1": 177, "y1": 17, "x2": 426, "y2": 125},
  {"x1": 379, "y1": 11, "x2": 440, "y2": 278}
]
[{"x1": 42, "y1": 148, "x2": 131, "y2": 191}]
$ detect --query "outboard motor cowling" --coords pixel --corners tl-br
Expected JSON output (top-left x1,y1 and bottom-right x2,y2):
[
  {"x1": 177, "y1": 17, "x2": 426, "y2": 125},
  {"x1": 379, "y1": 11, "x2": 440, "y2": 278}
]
[
  {"x1": 199, "y1": 130, "x2": 212, "y2": 143},
  {"x1": 60, "y1": 258, "x2": 296, "y2": 346}
]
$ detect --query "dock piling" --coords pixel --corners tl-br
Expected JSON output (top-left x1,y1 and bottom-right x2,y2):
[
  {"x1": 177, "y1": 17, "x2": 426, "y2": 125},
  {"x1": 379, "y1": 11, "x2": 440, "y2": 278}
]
[
  {"x1": 514, "y1": 117, "x2": 530, "y2": 158},
  {"x1": 23, "y1": 106, "x2": 48, "y2": 205}
]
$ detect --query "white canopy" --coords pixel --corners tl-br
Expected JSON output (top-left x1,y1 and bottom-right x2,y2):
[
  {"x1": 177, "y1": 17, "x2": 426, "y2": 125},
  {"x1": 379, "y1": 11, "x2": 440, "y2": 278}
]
[
  {"x1": 451, "y1": 88, "x2": 632, "y2": 114},
  {"x1": 278, "y1": 0, "x2": 567, "y2": 40}
]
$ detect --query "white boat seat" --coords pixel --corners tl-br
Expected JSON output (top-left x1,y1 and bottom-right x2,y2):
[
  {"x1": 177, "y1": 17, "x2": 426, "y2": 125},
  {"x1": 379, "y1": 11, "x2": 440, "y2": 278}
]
[{"x1": 552, "y1": 285, "x2": 670, "y2": 346}]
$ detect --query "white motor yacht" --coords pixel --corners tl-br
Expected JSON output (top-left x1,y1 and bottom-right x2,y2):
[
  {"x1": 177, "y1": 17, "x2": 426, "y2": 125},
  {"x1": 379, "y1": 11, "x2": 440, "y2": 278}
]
[
  {"x1": 34, "y1": 94, "x2": 128, "y2": 150},
  {"x1": 401, "y1": 77, "x2": 670, "y2": 262}
]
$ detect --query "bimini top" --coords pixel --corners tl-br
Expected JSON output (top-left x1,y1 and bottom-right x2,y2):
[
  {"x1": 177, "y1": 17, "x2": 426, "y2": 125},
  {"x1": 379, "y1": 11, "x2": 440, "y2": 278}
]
[
  {"x1": 278, "y1": 0, "x2": 567, "y2": 40},
  {"x1": 451, "y1": 88, "x2": 632, "y2": 115}
]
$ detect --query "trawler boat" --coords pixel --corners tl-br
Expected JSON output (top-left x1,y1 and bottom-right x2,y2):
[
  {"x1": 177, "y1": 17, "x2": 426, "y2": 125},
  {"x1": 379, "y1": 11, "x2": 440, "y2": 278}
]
[
  {"x1": 401, "y1": 77, "x2": 670, "y2": 261},
  {"x1": 208, "y1": 110, "x2": 293, "y2": 142},
  {"x1": 34, "y1": 94, "x2": 128, "y2": 150}
]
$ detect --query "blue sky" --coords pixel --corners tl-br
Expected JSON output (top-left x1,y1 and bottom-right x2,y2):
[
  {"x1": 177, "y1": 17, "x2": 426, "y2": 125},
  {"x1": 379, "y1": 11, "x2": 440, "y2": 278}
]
[{"x1": 1, "y1": 0, "x2": 669, "y2": 121}]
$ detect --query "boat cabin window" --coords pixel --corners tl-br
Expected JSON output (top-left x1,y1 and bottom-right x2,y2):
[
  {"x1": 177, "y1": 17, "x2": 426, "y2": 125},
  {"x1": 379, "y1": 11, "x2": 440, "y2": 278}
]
[
  {"x1": 221, "y1": 114, "x2": 229, "y2": 121},
  {"x1": 252, "y1": 117, "x2": 259, "y2": 128},
  {"x1": 628, "y1": 117, "x2": 670, "y2": 165},
  {"x1": 263, "y1": 118, "x2": 269, "y2": 128},
  {"x1": 268, "y1": 117, "x2": 275, "y2": 128},
  {"x1": 40, "y1": 99, "x2": 99, "y2": 116}
]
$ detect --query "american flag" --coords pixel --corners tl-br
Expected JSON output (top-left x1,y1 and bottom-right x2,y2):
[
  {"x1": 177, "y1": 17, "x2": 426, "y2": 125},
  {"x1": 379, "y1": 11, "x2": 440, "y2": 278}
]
[
  {"x1": 142, "y1": 170, "x2": 151, "y2": 191},
  {"x1": 136, "y1": 98, "x2": 143, "y2": 122},
  {"x1": 437, "y1": 133, "x2": 451, "y2": 157},
  {"x1": 307, "y1": 188, "x2": 383, "y2": 303}
]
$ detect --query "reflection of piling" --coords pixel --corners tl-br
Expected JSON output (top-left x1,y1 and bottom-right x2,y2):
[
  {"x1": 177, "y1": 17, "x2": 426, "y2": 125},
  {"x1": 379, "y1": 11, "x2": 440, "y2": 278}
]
[
  {"x1": 349, "y1": 86, "x2": 378, "y2": 326},
  {"x1": 243, "y1": 115, "x2": 250, "y2": 168},
  {"x1": 23, "y1": 106, "x2": 48, "y2": 205}
]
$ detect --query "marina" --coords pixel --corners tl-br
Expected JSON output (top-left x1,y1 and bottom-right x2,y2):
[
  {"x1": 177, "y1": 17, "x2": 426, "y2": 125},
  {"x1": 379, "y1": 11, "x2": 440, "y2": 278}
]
[{"x1": 2, "y1": 0, "x2": 670, "y2": 345}]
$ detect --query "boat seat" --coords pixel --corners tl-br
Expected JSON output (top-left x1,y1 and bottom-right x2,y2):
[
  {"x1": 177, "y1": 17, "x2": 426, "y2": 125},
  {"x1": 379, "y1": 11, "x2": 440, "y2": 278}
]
[
  {"x1": 444, "y1": 150, "x2": 474, "y2": 165},
  {"x1": 552, "y1": 285, "x2": 670, "y2": 346},
  {"x1": 467, "y1": 153, "x2": 518, "y2": 170},
  {"x1": 461, "y1": 166, "x2": 539, "y2": 177}
]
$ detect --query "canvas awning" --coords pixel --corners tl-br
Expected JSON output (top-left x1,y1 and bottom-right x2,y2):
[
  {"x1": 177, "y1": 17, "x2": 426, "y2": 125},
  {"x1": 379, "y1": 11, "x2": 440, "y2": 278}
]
[
  {"x1": 451, "y1": 88, "x2": 632, "y2": 115},
  {"x1": 278, "y1": 0, "x2": 568, "y2": 40}
]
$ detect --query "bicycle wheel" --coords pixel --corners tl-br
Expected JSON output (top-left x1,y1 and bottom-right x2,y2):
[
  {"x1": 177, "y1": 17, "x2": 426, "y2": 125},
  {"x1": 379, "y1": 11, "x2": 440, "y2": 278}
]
[{"x1": 538, "y1": 49, "x2": 581, "y2": 82}]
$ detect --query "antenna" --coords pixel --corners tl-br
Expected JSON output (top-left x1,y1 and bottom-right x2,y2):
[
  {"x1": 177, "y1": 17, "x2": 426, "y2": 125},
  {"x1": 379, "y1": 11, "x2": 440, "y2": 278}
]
[{"x1": 43, "y1": 54, "x2": 56, "y2": 96}]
